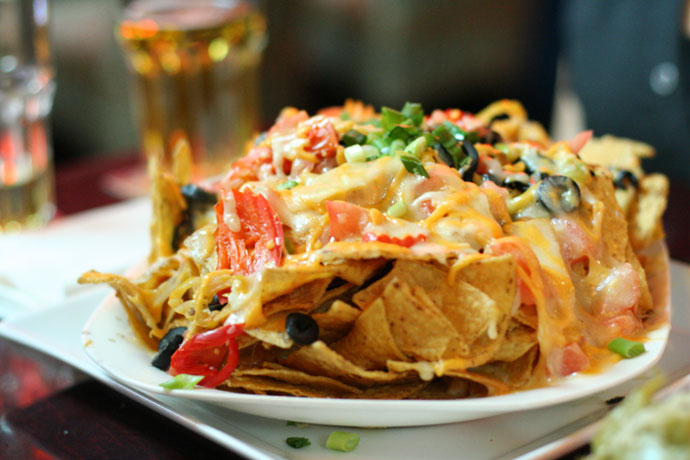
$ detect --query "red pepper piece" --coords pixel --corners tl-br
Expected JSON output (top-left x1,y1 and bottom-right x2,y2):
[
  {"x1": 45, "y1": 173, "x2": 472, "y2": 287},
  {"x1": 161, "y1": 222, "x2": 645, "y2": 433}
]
[
  {"x1": 361, "y1": 232, "x2": 427, "y2": 248},
  {"x1": 169, "y1": 324, "x2": 244, "y2": 388},
  {"x1": 215, "y1": 189, "x2": 284, "y2": 275}
]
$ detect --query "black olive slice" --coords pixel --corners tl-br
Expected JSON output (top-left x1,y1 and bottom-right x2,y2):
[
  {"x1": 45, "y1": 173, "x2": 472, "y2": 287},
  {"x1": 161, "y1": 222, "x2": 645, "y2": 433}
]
[
  {"x1": 433, "y1": 143, "x2": 455, "y2": 168},
  {"x1": 181, "y1": 184, "x2": 218, "y2": 206},
  {"x1": 613, "y1": 170, "x2": 639, "y2": 189},
  {"x1": 151, "y1": 327, "x2": 187, "y2": 371},
  {"x1": 208, "y1": 294, "x2": 224, "y2": 311},
  {"x1": 502, "y1": 174, "x2": 530, "y2": 193},
  {"x1": 458, "y1": 139, "x2": 479, "y2": 181},
  {"x1": 285, "y1": 313, "x2": 319, "y2": 345},
  {"x1": 537, "y1": 175, "x2": 581, "y2": 215}
]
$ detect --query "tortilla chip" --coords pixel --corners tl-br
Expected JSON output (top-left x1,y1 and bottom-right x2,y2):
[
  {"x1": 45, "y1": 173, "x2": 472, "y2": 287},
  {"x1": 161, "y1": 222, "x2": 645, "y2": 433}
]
[
  {"x1": 260, "y1": 265, "x2": 335, "y2": 304},
  {"x1": 578, "y1": 135, "x2": 652, "y2": 174},
  {"x1": 233, "y1": 364, "x2": 362, "y2": 395},
  {"x1": 514, "y1": 304, "x2": 538, "y2": 329},
  {"x1": 312, "y1": 300, "x2": 361, "y2": 343},
  {"x1": 223, "y1": 375, "x2": 351, "y2": 398},
  {"x1": 320, "y1": 241, "x2": 454, "y2": 264},
  {"x1": 332, "y1": 298, "x2": 408, "y2": 370},
  {"x1": 346, "y1": 382, "x2": 426, "y2": 400},
  {"x1": 284, "y1": 340, "x2": 413, "y2": 386},
  {"x1": 325, "y1": 258, "x2": 388, "y2": 285},
  {"x1": 380, "y1": 280, "x2": 458, "y2": 362},
  {"x1": 471, "y1": 345, "x2": 540, "y2": 389},
  {"x1": 492, "y1": 320, "x2": 537, "y2": 362},
  {"x1": 262, "y1": 277, "x2": 331, "y2": 317},
  {"x1": 408, "y1": 378, "x2": 487, "y2": 399},
  {"x1": 78, "y1": 270, "x2": 160, "y2": 349},
  {"x1": 454, "y1": 254, "x2": 516, "y2": 317},
  {"x1": 443, "y1": 369, "x2": 510, "y2": 396},
  {"x1": 631, "y1": 173, "x2": 668, "y2": 250},
  {"x1": 587, "y1": 170, "x2": 653, "y2": 315},
  {"x1": 245, "y1": 311, "x2": 293, "y2": 349}
]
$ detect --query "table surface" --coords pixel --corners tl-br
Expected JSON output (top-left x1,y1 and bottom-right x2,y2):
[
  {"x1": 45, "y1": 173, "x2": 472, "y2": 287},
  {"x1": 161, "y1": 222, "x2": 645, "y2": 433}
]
[{"x1": 1, "y1": 154, "x2": 688, "y2": 460}]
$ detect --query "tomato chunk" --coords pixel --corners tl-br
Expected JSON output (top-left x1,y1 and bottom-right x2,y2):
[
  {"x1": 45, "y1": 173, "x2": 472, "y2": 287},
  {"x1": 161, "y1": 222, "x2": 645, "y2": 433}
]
[
  {"x1": 305, "y1": 118, "x2": 339, "y2": 159},
  {"x1": 169, "y1": 324, "x2": 244, "y2": 388},
  {"x1": 326, "y1": 201, "x2": 370, "y2": 241},
  {"x1": 549, "y1": 343, "x2": 590, "y2": 377},
  {"x1": 215, "y1": 189, "x2": 284, "y2": 275},
  {"x1": 222, "y1": 146, "x2": 273, "y2": 187}
]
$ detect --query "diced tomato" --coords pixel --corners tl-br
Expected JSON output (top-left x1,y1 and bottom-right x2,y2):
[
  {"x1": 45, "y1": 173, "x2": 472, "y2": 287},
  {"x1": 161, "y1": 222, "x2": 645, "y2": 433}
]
[
  {"x1": 551, "y1": 218, "x2": 595, "y2": 267},
  {"x1": 326, "y1": 201, "x2": 370, "y2": 241},
  {"x1": 222, "y1": 146, "x2": 273, "y2": 187},
  {"x1": 267, "y1": 108, "x2": 309, "y2": 136},
  {"x1": 169, "y1": 324, "x2": 244, "y2": 388},
  {"x1": 592, "y1": 263, "x2": 641, "y2": 318},
  {"x1": 215, "y1": 189, "x2": 284, "y2": 275},
  {"x1": 487, "y1": 237, "x2": 540, "y2": 306},
  {"x1": 361, "y1": 232, "x2": 427, "y2": 248},
  {"x1": 567, "y1": 130, "x2": 593, "y2": 154},
  {"x1": 604, "y1": 311, "x2": 643, "y2": 337},
  {"x1": 549, "y1": 343, "x2": 590, "y2": 377},
  {"x1": 305, "y1": 117, "x2": 339, "y2": 159}
]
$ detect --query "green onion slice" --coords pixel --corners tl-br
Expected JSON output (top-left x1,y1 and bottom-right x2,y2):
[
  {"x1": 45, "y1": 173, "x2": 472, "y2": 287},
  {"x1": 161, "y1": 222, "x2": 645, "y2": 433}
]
[
  {"x1": 276, "y1": 180, "x2": 298, "y2": 190},
  {"x1": 326, "y1": 431, "x2": 360, "y2": 452},
  {"x1": 401, "y1": 101, "x2": 424, "y2": 126},
  {"x1": 341, "y1": 129, "x2": 367, "y2": 147},
  {"x1": 607, "y1": 337, "x2": 645, "y2": 359},
  {"x1": 286, "y1": 437, "x2": 311, "y2": 449},
  {"x1": 160, "y1": 374, "x2": 204, "y2": 390},
  {"x1": 387, "y1": 200, "x2": 407, "y2": 218},
  {"x1": 400, "y1": 155, "x2": 429, "y2": 178}
]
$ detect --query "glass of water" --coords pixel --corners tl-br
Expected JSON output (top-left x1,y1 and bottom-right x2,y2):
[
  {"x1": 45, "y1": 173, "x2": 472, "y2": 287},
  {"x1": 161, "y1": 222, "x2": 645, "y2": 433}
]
[{"x1": 0, "y1": 0, "x2": 56, "y2": 232}]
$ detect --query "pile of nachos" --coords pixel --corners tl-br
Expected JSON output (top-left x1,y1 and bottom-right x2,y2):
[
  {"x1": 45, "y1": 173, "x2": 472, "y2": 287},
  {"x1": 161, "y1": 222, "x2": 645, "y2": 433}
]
[{"x1": 80, "y1": 99, "x2": 668, "y2": 399}]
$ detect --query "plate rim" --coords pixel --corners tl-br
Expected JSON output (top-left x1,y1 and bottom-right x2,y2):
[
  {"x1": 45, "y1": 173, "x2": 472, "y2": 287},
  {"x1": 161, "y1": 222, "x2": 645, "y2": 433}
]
[{"x1": 81, "y1": 243, "x2": 671, "y2": 424}]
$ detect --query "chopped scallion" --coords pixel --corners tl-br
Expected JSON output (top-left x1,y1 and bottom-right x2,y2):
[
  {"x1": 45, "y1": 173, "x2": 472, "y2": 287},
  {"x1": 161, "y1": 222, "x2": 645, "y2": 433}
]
[
  {"x1": 380, "y1": 107, "x2": 407, "y2": 130},
  {"x1": 400, "y1": 155, "x2": 429, "y2": 178},
  {"x1": 607, "y1": 338, "x2": 645, "y2": 359},
  {"x1": 326, "y1": 431, "x2": 359, "y2": 452},
  {"x1": 344, "y1": 145, "x2": 367, "y2": 163},
  {"x1": 276, "y1": 180, "x2": 298, "y2": 190},
  {"x1": 389, "y1": 139, "x2": 405, "y2": 155},
  {"x1": 341, "y1": 129, "x2": 367, "y2": 147},
  {"x1": 401, "y1": 101, "x2": 424, "y2": 126},
  {"x1": 387, "y1": 200, "x2": 407, "y2": 218},
  {"x1": 362, "y1": 145, "x2": 380, "y2": 160},
  {"x1": 404, "y1": 136, "x2": 427, "y2": 158},
  {"x1": 286, "y1": 437, "x2": 311, "y2": 449},
  {"x1": 160, "y1": 374, "x2": 204, "y2": 390}
]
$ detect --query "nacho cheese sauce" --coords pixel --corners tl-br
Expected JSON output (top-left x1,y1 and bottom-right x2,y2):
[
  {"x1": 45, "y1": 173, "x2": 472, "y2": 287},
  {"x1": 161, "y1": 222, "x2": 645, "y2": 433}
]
[{"x1": 81, "y1": 100, "x2": 662, "y2": 397}]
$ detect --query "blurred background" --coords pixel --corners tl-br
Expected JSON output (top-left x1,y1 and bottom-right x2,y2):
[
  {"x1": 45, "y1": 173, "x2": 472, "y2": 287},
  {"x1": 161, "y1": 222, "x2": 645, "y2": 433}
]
[
  {"x1": 49, "y1": 0, "x2": 689, "y2": 183},
  {"x1": 50, "y1": 0, "x2": 560, "y2": 164}
]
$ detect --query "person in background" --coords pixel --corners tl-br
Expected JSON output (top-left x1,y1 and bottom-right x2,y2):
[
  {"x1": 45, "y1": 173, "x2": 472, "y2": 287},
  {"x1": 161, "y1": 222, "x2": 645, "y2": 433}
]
[{"x1": 561, "y1": 0, "x2": 690, "y2": 184}]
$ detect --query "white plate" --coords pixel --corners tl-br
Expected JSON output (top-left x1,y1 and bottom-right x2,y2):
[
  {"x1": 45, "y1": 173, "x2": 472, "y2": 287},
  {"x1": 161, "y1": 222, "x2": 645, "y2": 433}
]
[
  {"x1": 81, "y1": 246, "x2": 672, "y2": 428},
  {"x1": 2, "y1": 260, "x2": 690, "y2": 460}
]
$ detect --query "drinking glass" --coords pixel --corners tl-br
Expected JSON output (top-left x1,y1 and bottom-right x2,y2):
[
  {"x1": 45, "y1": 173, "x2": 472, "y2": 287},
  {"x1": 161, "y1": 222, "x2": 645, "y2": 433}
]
[
  {"x1": 0, "y1": 0, "x2": 56, "y2": 232},
  {"x1": 116, "y1": 0, "x2": 267, "y2": 180}
]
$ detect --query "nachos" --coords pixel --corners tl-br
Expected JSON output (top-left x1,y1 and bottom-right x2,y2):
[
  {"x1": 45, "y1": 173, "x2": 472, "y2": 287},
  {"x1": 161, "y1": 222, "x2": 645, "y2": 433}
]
[{"x1": 80, "y1": 100, "x2": 668, "y2": 399}]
